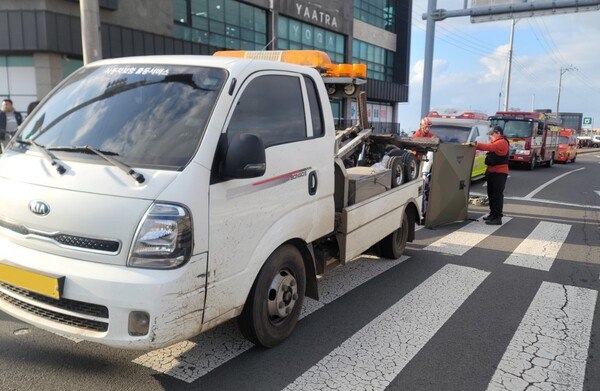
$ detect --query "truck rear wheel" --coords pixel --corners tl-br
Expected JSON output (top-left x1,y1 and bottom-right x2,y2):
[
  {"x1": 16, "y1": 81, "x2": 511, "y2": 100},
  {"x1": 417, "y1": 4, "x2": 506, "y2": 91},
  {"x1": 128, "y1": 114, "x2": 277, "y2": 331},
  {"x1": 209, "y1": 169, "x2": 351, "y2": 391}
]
[
  {"x1": 386, "y1": 156, "x2": 404, "y2": 187},
  {"x1": 547, "y1": 153, "x2": 554, "y2": 167},
  {"x1": 379, "y1": 212, "x2": 410, "y2": 259},
  {"x1": 402, "y1": 153, "x2": 419, "y2": 182},
  {"x1": 238, "y1": 245, "x2": 306, "y2": 347}
]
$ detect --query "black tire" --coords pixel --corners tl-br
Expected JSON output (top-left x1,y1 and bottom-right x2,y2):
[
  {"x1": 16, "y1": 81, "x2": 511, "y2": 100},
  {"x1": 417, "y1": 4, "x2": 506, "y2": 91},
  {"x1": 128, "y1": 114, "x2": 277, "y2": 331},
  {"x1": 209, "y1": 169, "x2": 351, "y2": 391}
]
[
  {"x1": 238, "y1": 245, "x2": 306, "y2": 347},
  {"x1": 571, "y1": 154, "x2": 576, "y2": 163},
  {"x1": 593, "y1": 143, "x2": 599, "y2": 148},
  {"x1": 387, "y1": 148, "x2": 408, "y2": 158},
  {"x1": 547, "y1": 154, "x2": 554, "y2": 167},
  {"x1": 387, "y1": 156, "x2": 404, "y2": 187},
  {"x1": 379, "y1": 212, "x2": 410, "y2": 259},
  {"x1": 402, "y1": 152, "x2": 419, "y2": 182},
  {"x1": 528, "y1": 155, "x2": 536, "y2": 171}
]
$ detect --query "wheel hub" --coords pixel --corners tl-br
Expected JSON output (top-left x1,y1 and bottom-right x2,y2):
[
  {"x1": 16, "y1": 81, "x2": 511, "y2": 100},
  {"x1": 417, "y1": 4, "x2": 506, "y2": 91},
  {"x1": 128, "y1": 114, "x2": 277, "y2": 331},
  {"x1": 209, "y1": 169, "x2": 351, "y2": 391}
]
[{"x1": 267, "y1": 270, "x2": 298, "y2": 321}]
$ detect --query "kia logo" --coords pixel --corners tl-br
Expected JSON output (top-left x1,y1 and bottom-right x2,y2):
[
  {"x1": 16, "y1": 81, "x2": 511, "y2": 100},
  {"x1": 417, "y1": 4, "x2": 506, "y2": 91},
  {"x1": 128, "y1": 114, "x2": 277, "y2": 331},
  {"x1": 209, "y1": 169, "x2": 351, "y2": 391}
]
[{"x1": 29, "y1": 200, "x2": 50, "y2": 216}]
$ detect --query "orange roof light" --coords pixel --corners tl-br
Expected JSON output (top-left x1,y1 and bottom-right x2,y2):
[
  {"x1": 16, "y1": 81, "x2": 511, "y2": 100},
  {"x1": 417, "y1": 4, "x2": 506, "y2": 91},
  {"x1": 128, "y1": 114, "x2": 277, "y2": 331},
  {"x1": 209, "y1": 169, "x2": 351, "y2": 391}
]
[
  {"x1": 213, "y1": 50, "x2": 368, "y2": 78},
  {"x1": 352, "y1": 64, "x2": 367, "y2": 79},
  {"x1": 338, "y1": 64, "x2": 353, "y2": 77},
  {"x1": 213, "y1": 50, "x2": 332, "y2": 68},
  {"x1": 324, "y1": 64, "x2": 340, "y2": 77}
]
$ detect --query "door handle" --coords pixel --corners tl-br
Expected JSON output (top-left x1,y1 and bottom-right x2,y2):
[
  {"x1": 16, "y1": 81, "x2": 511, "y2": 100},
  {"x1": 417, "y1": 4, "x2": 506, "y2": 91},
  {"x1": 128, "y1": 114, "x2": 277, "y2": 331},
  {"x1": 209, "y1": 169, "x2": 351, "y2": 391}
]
[{"x1": 308, "y1": 171, "x2": 318, "y2": 196}]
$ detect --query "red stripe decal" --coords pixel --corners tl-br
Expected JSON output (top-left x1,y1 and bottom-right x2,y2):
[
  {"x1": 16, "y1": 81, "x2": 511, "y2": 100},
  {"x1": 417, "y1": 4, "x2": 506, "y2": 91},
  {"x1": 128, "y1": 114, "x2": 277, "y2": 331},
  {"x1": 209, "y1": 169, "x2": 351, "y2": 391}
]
[{"x1": 252, "y1": 169, "x2": 304, "y2": 187}]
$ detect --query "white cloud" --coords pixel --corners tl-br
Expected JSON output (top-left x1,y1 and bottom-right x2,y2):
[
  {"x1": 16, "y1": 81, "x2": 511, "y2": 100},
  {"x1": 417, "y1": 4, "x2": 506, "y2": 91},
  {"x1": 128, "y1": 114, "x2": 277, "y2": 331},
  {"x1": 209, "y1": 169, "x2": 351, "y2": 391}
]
[
  {"x1": 410, "y1": 59, "x2": 450, "y2": 84},
  {"x1": 480, "y1": 44, "x2": 509, "y2": 83}
]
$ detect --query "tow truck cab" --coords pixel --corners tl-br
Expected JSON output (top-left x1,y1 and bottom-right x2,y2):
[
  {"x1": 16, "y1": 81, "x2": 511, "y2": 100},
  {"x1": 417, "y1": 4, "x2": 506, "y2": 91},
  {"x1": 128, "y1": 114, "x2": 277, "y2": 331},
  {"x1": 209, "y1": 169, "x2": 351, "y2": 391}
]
[{"x1": 0, "y1": 50, "x2": 453, "y2": 349}]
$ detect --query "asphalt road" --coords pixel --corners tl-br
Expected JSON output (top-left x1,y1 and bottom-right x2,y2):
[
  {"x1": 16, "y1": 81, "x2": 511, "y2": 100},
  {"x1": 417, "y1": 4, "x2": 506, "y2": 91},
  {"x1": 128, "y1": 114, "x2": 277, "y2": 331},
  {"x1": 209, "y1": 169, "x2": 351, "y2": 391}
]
[{"x1": 1, "y1": 152, "x2": 599, "y2": 391}]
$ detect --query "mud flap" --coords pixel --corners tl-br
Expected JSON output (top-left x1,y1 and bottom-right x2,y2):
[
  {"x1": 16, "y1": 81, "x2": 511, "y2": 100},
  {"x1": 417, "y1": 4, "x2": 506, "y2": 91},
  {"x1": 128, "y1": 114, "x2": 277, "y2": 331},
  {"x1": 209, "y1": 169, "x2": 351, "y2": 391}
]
[{"x1": 425, "y1": 143, "x2": 476, "y2": 228}]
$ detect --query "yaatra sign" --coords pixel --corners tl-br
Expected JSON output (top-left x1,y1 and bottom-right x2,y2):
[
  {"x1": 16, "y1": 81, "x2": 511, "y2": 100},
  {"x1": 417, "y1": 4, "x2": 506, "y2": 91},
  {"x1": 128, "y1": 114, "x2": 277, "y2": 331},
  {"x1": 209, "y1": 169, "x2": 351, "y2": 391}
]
[{"x1": 280, "y1": 0, "x2": 353, "y2": 34}]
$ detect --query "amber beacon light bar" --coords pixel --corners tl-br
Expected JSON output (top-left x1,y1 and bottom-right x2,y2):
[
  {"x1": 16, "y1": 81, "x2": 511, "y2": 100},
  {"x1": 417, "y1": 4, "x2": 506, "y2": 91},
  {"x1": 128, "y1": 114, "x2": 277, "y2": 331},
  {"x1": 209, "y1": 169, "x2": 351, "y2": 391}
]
[{"x1": 213, "y1": 50, "x2": 367, "y2": 97}]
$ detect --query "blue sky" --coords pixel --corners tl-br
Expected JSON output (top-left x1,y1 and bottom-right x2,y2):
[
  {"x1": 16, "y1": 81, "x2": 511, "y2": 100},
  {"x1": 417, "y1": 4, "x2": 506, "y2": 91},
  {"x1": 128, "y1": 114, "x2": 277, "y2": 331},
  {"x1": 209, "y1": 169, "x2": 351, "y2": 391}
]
[{"x1": 397, "y1": 0, "x2": 600, "y2": 132}]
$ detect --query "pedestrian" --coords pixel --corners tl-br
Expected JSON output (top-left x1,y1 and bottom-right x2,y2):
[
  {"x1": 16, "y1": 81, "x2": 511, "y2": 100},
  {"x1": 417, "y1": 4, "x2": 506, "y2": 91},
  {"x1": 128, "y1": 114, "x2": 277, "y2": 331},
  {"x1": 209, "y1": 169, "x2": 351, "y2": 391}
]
[
  {"x1": 475, "y1": 125, "x2": 509, "y2": 225},
  {"x1": 412, "y1": 117, "x2": 435, "y2": 138},
  {"x1": 27, "y1": 100, "x2": 40, "y2": 116},
  {"x1": 0, "y1": 98, "x2": 23, "y2": 146}
]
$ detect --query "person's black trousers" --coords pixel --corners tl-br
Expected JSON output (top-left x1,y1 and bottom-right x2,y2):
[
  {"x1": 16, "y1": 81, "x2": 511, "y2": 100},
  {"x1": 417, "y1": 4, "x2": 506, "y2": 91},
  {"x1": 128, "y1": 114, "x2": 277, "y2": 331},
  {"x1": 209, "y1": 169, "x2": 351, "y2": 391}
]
[{"x1": 486, "y1": 172, "x2": 508, "y2": 218}]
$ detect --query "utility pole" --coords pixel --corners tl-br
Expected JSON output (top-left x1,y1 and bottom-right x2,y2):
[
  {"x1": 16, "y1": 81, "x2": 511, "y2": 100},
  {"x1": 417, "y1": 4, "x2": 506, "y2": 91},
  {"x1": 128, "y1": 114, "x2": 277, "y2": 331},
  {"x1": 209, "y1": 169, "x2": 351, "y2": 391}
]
[
  {"x1": 503, "y1": 19, "x2": 516, "y2": 111},
  {"x1": 80, "y1": 0, "x2": 102, "y2": 65},
  {"x1": 556, "y1": 65, "x2": 576, "y2": 114}
]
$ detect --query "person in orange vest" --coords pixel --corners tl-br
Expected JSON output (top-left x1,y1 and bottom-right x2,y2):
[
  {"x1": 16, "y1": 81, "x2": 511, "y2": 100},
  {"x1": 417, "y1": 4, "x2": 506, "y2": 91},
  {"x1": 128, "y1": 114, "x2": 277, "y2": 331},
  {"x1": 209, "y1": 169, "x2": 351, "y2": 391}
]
[
  {"x1": 413, "y1": 117, "x2": 435, "y2": 138},
  {"x1": 475, "y1": 125, "x2": 509, "y2": 225}
]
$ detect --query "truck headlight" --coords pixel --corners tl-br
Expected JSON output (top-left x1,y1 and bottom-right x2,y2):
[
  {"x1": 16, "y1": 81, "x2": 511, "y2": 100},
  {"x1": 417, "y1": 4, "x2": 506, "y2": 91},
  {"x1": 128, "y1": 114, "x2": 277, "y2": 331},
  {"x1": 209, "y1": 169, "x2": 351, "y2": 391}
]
[
  {"x1": 515, "y1": 149, "x2": 530, "y2": 155},
  {"x1": 128, "y1": 203, "x2": 193, "y2": 269}
]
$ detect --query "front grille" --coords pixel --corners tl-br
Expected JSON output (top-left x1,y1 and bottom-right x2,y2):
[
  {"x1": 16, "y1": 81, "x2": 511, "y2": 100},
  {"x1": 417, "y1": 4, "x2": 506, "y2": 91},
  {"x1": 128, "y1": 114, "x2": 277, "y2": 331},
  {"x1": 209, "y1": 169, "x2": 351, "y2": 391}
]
[
  {"x1": 53, "y1": 234, "x2": 120, "y2": 253},
  {"x1": 0, "y1": 291, "x2": 108, "y2": 332},
  {"x1": 0, "y1": 219, "x2": 120, "y2": 253},
  {"x1": 0, "y1": 282, "x2": 108, "y2": 318}
]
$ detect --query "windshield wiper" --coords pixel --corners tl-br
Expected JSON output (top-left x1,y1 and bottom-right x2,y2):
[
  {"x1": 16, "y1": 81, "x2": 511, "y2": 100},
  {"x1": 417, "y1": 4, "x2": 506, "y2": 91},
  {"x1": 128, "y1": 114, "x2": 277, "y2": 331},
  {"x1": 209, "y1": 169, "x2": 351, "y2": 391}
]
[
  {"x1": 48, "y1": 145, "x2": 145, "y2": 184},
  {"x1": 15, "y1": 138, "x2": 66, "y2": 175}
]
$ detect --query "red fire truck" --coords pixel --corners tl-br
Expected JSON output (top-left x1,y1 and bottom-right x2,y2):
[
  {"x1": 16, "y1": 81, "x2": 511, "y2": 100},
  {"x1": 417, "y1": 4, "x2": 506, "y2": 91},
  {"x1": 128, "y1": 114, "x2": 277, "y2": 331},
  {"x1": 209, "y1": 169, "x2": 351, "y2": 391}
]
[
  {"x1": 554, "y1": 128, "x2": 577, "y2": 163},
  {"x1": 489, "y1": 111, "x2": 560, "y2": 170}
]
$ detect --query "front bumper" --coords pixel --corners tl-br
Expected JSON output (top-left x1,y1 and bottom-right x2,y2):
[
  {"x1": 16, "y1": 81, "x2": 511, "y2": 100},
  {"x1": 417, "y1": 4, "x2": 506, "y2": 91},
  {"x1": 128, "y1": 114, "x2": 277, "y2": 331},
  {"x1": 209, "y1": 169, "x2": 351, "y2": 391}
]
[
  {"x1": 509, "y1": 154, "x2": 531, "y2": 163},
  {"x1": 0, "y1": 237, "x2": 207, "y2": 349}
]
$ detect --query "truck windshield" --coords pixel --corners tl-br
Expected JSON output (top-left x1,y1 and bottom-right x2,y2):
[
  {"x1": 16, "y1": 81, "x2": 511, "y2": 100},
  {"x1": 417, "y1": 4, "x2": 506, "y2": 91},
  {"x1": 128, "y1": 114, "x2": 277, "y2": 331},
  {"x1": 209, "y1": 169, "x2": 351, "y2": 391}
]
[
  {"x1": 429, "y1": 126, "x2": 470, "y2": 143},
  {"x1": 13, "y1": 64, "x2": 227, "y2": 170},
  {"x1": 559, "y1": 136, "x2": 570, "y2": 144},
  {"x1": 490, "y1": 119, "x2": 532, "y2": 138}
]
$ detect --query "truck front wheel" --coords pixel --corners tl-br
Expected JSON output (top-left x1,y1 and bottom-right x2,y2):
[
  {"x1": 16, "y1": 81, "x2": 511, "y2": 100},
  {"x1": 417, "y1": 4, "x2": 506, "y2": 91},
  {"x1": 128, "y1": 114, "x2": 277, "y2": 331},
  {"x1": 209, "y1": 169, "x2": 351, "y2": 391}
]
[
  {"x1": 528, "y1": 155, "x2": 536, "y2": 171},
  {"x1": 379, "y1": 212, "x2": 410, "y2": 259},
  {"x1": 238, "y1": 245, "x2": 306, "y2": 347}
]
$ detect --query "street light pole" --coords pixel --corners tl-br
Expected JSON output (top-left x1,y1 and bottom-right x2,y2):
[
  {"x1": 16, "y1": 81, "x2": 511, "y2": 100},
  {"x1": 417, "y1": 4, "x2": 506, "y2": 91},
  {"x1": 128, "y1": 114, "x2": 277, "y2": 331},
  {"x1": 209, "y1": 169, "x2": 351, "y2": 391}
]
[
  {"x1": 503, "y1": 19, "x2": 516, "y2": 111},
  {"x1": 556, "y1": 65, "x2": 576, "y2": 115},
  {"x1": 421, "y1": 0, "x2": 437, "y2": 119}
]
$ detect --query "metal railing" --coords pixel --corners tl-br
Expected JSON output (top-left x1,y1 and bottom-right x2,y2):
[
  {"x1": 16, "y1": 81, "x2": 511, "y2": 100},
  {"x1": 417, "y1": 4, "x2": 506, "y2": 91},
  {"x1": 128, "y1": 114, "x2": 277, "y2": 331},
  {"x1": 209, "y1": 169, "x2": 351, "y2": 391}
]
[{"x1": 335, "y1": 120, "x2": 402, "y2": 135}]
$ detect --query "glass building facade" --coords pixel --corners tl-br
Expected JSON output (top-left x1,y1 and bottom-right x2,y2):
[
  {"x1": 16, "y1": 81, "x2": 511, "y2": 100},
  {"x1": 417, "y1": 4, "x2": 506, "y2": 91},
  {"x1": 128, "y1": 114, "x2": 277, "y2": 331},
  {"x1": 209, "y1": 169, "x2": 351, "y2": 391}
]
[
  {"x1": 0, "y1": 0, "x2": 410, "y2": 131},
  {"x1": 354, "y1": 0, "x2": 395, "y2": 31},
  {"x1": 277, "y1": 16, "x2": 345, "y2": 64},
  {"x1": 173, "y1": 0, "x2": 267, "y2": 49},
  {"x1": 352, "y1": 40, "x2": 394, "y2": 82}
]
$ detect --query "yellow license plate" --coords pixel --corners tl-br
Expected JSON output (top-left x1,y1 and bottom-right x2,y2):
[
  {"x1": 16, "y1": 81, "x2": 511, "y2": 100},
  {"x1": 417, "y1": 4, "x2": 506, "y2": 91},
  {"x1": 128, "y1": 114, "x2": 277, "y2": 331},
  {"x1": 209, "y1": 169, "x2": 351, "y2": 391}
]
[{"x1": 0, "y1": 264, "x2": 64, "y2": 299}]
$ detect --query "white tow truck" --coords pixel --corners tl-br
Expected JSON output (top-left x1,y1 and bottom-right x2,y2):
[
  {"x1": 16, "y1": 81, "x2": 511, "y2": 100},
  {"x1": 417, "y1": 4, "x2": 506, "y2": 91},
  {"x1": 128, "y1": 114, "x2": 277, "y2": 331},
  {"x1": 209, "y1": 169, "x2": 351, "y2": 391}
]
[{"x1": 0, "y1": 50, "x2": 470, "y2": 349}]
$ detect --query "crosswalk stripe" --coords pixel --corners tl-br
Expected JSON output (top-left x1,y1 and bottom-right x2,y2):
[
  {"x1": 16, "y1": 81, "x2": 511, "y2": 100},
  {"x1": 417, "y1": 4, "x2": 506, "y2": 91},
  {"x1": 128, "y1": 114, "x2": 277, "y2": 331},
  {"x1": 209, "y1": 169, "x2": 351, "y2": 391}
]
[
  {"x1": 504, "y1": 221, "x2": 571, "y2": 271},
  {"x1": 487, "y1": 282, "x2": 597, "y2": 391},
  {"x1": 423, "y1": 218, "x2": 512, "y2": 256},
  {"x1": 283, "y1": 264, "x2": 489, "y2": 391},
  {"x1": 133, "y1": 255, "x2": 410, "y2": 383}
]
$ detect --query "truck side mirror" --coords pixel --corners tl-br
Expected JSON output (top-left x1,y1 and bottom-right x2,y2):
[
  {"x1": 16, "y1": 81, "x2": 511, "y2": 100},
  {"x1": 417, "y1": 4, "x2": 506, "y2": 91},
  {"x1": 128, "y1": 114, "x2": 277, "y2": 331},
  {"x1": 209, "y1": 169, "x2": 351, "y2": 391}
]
[
  {"x1": 222, "y1": 133, "x2": 266, "y2": 179},
  {"x1": 537, "y1": 123, "x2": 544, "y2": 135}
]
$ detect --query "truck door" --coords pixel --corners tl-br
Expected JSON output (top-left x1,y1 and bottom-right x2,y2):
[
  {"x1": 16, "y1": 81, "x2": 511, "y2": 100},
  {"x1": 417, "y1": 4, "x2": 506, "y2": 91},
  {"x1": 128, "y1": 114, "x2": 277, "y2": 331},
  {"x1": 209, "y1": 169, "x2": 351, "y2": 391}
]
[{"x1": 205, "y1": 71, "x2": 334, "y2": 322}]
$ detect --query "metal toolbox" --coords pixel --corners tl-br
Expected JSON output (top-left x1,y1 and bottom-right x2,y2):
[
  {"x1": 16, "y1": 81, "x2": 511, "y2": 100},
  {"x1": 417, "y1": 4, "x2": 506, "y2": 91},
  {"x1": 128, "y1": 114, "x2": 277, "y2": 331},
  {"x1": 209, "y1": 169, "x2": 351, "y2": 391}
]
[{"x1": 346, "y1": 167, "x2": 392, "y2": 205}]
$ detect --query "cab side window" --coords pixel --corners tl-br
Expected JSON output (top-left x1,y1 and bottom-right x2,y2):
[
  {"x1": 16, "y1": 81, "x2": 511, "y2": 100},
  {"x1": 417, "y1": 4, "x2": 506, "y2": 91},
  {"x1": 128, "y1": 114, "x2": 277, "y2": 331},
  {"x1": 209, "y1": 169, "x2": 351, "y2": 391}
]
[
  {"x1": 303, "y1": 75, "x2": 324, "y2": 137},
  {"x1": 470, "y1": 126, "x2": 480, "y2": 142},
  {"x1": 227, "y1": 75, "x2": 307, "y2": 147}
]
